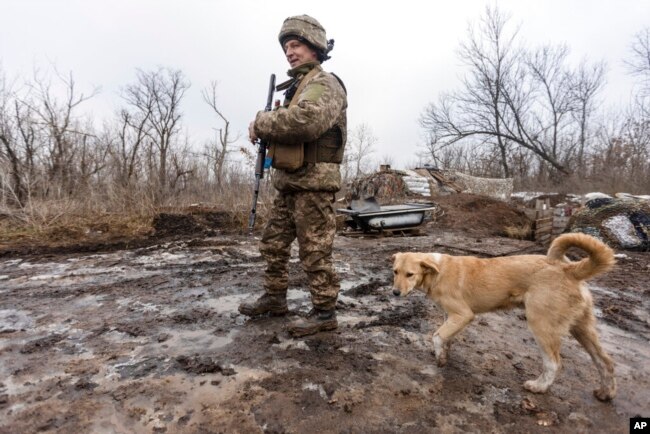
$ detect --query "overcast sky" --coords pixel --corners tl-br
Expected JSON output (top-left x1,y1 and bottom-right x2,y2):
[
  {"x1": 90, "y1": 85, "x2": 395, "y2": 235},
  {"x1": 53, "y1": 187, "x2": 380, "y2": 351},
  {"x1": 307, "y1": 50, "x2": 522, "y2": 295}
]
[{"x1": 1, "y1": 0, "x2": 649, "y2": 168}]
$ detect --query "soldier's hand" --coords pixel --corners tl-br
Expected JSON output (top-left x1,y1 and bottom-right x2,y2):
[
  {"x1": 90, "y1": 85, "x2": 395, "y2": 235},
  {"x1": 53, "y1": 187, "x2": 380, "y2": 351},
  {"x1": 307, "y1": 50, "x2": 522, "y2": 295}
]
[{"x1": 249, "y1": 121, "x2": 258, "y2": 144}]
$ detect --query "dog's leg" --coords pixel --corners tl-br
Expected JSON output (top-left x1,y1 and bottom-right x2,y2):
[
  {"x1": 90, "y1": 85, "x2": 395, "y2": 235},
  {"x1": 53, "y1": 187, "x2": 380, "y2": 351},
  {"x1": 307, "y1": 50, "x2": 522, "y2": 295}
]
[
  {"x1": 523, "y1": 289, "x2": 579, "y2": 394},
  {"x1": 570, "y1": 310, "x2": 616, "y2": 401},
  {"x1": 524, "y1": 323, "x2": 563, "y2": 394},
  {"x1": 432, "y1": 311, "x2": 474, "y2": 367}
]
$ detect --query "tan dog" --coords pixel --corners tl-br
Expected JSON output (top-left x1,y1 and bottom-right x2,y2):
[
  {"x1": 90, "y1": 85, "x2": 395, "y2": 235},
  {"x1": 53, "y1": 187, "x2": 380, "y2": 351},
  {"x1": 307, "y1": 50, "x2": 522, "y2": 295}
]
[{"x1": 391, "y1": 233, "x2": 616, "y2": 401}]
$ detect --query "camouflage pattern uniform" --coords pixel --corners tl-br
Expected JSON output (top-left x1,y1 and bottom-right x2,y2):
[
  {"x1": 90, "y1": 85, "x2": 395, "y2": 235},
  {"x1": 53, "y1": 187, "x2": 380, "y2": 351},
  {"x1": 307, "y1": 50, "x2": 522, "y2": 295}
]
[{"x1": 254, "y1": 61, "x2": 347, "y2": 311}]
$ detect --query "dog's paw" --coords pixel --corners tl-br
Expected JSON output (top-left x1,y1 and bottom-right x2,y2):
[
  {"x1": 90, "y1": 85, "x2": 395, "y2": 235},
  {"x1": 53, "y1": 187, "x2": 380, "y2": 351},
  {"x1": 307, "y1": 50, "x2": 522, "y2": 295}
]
[
  {"x1": 431, "y1": 335, "x2": 449, "y2": 367},
  {"x1": 593, "y1": 387, "x2": 615, "y2": 402},
  {"x1": 523, "y1": 380, "x2": 548, "y2": 394}
]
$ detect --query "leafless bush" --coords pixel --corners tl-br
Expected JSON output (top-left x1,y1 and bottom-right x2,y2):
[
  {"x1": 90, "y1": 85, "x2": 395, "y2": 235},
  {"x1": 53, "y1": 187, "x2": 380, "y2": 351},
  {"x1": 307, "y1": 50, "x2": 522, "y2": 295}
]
[{"x1": 0, "y1": 64, "x2": 272, "y2": 243}]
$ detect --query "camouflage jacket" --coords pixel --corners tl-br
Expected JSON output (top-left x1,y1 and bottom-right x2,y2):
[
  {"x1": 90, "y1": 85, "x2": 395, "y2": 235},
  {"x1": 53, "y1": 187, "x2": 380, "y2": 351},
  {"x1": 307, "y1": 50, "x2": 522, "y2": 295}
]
[{"x1": 254, "y1": 62, "x2": 347, "y2": 192}]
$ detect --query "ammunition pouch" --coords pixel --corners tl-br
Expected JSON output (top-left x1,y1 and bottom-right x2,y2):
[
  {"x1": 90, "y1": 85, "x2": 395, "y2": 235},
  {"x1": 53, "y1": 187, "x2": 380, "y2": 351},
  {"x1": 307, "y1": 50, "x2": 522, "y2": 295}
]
[
  {"x1": 304, "y1": 127, "x2": 344, "y2": 164},
  {"x1": 270, "y1": 126, "x2": 344, "y2": 171},
  {"x1": 268, "y1": 142, "x2": 304, "y2": 171}
]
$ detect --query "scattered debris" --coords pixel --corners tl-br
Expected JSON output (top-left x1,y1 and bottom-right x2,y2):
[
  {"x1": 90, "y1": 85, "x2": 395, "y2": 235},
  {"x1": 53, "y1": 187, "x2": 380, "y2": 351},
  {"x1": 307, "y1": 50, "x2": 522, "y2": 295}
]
[
  {"x1": 568, "y1": 198, "x2": 650, "y2": 250},
  {"x1": 347, "y1": 168, "x2": 513, "y2": 202}
]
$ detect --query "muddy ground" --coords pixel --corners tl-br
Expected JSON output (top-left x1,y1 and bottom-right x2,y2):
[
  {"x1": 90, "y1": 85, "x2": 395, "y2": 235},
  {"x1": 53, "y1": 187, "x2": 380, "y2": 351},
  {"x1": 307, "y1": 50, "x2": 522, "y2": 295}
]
[{"x1": 0, "y1": 208, "x2": 649, "y2": 433}]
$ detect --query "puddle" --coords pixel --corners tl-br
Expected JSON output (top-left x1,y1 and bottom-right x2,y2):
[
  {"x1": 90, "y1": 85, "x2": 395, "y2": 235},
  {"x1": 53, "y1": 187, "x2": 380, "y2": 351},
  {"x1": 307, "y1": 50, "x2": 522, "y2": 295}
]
[
  {"x1": 181, "y1": 287, "x2": 210, "y2": 298},
  {"x1": 272, "y1": 337, "x2": 310, "y2": 351},
  {"x1": 598, "y1": 322, "x2": 650, "y2": 359},
  {"x1": 338, "y1": 314, "x2": 377, "y2": 327},
  {"x1": 72, "y1": 295, "x2": 106, "y2": 308},
  {"x1": 131, "y1": 252, "x2": 189, "y2": 266},
  {"x1": 0, "y1": 243, "x2": 264, "y2": 292},
  {"x1": 154, "y1": 329, "x2": 238, "y2": 357},
  {"x1": 590, "y1": 284, "x2": 621, "y2": 298},
  {"x1": 0, "y1": 309, "x2": 34, "y2": 333},
  {"x1": 103, "y1": 330, "x2": 148, "y2": 343},
  {"x1": 419, "y1": 366, "x2": 438, "y2": 376},
  {"x1": 302, "y1": 382, "x2": 328, "y2": 400},
  {"x1": 115, "y1": 298, "x2": 172, "y2": 315},
  {"x1": 335, "y1": 263, "x2": 351, "y2": 273},
  {"x1": 340, "y1": 277, "x2": 371, "y2": 292},
  {"x1": 287, "y1": 289, "x2": 309, "y2": 301},
  {"x1": 202, "y1": 293, "x2": 249, "y2": 313}
]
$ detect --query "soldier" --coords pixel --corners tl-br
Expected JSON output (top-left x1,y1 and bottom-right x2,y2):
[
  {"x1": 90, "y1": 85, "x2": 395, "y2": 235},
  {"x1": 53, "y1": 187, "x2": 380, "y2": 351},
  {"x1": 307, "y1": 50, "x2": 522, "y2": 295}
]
[{"x1": 239, "y1": 15, "x2": 347, "y2": 337}]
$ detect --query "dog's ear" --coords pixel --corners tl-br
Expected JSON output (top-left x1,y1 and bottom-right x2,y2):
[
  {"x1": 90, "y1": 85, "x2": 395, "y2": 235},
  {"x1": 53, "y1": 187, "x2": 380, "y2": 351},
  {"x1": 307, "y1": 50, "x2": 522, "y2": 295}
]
[
  {"x1": 420, "y1": 257, "x2": 440, "y2": 274},
  {"x1": 391, "y1": 253, "x2": 399, "y2": 262}
]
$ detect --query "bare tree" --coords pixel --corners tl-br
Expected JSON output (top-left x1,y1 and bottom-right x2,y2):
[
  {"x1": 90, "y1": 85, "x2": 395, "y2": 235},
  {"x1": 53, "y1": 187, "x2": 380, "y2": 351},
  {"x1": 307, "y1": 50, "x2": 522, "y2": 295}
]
[
  {"x1": 0, "y1": 72, "x2": 29, "y2": 206},
  {"x1": 345, "y1": 123, "x2": 377, "y2": 179},
  {"x1": 421, "y1": 6, "x2": 607, "y2": 181},
  {"x1": 569, "y1": 60, "x2": 606, "y2": 168},
  {"x1": 522, "y1": 44, "x2": 576, "y2": 170},
  {"x1": 111, "y1": 106, "x2": 152, "y2": 187},
  {"x1": 626, "y1": 28, "x2": 650, "y2": 120},
  {"x1": 123, "y1": 67, "x2": 189, "y2": 199},
  {"x1": 1, "y1": 67, "x2": 100, "y2": 204},
  {"x1": 458, "y1": 6, "x2": 520, "y2": 177},
  {"x1": 626, "y1": 28, "x2": 650, "y2": 86},
  {"x1": 24, "y1": 69, "x2": 98, "y2": 196},
  {"x1": 201, "y1": 81, "x2": 238, "y2": 189},
  {"x1": 590, "y1": 108, "x2": 650, "y2": 192}
]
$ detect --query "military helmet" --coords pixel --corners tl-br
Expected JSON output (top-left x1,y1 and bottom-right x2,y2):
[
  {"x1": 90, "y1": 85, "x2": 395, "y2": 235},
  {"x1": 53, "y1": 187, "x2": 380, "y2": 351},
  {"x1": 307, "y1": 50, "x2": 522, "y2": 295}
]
[{"x1": 279, "y1": 15, "x2": 334, "y2": 61}]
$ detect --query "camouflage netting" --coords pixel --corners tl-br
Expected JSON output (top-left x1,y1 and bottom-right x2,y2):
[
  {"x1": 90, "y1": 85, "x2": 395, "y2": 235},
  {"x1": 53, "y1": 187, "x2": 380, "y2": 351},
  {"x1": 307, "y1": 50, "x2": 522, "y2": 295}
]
[
  {"x1": 345, "y1": 171, "x2": 411, "y2": 204},
  {"x1": 345, "y1": 169, "x2": 513, "y2": 203},
  {"x1": 438, "y1": 170, "x2": 513, "y2": 200},
  {"x1": 568, "y1": 198, "x2": 650, "y2": 251}
]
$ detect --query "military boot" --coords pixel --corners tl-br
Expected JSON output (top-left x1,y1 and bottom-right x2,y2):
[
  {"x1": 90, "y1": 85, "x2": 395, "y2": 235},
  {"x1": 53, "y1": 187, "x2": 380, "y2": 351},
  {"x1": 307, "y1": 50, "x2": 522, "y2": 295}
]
[
  {"x1": 238, "y1": 293, "x2": 288, "y2": 317},
  {"x1": 287, "y1": 308, "x2": 337, "y2": 337}
]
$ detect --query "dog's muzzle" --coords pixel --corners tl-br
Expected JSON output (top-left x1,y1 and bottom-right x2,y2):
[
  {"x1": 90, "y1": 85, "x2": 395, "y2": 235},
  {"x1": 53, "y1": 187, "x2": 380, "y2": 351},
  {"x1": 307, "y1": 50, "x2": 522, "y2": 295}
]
[{"x1": 392, "y1": 288, "x2": 401, "y2": 297}]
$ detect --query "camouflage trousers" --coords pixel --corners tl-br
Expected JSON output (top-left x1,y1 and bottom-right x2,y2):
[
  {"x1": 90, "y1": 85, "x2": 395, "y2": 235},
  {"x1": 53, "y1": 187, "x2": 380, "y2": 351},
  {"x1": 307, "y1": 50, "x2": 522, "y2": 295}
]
[{"x1": 260, "y1": 190, "x2": 339, "y2": 310}]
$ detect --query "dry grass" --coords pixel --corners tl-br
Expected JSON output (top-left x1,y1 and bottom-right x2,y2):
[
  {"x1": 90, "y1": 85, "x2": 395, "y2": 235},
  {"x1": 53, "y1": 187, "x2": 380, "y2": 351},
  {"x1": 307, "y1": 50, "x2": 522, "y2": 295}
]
[
  {"x1": 0, "y1": 210, "x2": 153, "y2": 249},
  {"x1": 0, "y1": 178, "x2": 275, "y2": 249},
  {"x1": 503, "y1": 223, "x2": 532, "y2": 240}
]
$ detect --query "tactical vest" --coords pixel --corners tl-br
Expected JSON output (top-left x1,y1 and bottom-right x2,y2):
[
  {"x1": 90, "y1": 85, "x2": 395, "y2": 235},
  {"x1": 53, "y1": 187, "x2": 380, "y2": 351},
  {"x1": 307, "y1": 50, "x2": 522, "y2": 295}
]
[{"x1": 269, "y1": 66, "x2": 346, "y2": 171}]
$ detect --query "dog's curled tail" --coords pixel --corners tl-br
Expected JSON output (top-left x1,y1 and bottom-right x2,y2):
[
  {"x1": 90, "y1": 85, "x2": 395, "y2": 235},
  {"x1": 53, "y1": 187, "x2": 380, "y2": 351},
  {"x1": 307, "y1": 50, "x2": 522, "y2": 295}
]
[{"x1": 547, "y1": 233, "x2": 616, "y2": 281}]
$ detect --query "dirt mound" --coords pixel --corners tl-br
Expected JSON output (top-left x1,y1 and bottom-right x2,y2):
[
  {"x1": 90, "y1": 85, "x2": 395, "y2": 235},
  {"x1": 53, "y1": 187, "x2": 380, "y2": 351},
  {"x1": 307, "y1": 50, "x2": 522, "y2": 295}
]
[
  {"x1": 432, "y1": 193, "x2": 532, "y2": 237},
  {"x1": 0, "y1": 208, "x2": 244, "y2": 257},
  {"x1": 153, "y1": 209, "x2": 242, "y2": 237}
]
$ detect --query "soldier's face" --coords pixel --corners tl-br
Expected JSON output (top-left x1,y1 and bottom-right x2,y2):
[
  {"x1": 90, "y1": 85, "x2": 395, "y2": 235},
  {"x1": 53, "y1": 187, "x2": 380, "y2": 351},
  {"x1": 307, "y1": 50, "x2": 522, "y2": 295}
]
[{"x1": 284, "y1": 39, "x2": 318, "y2": 68}]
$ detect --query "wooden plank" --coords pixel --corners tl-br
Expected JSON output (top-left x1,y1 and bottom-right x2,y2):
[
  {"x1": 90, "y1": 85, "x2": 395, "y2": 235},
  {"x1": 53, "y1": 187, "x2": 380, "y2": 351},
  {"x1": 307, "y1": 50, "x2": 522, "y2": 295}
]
[
  {"x1": 524, "y1": 209, "x2": 537, "y2": 220},
  {"x1": 535, "y1": 218, "x2": 553, "y2": 231}
]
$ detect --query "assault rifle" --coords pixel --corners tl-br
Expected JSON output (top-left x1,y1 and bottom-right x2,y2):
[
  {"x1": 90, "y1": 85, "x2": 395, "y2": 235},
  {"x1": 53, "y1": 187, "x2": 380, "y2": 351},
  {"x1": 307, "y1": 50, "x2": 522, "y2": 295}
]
[{"x1": 248, "y1": 73, "x2": 276, "y2": 235}]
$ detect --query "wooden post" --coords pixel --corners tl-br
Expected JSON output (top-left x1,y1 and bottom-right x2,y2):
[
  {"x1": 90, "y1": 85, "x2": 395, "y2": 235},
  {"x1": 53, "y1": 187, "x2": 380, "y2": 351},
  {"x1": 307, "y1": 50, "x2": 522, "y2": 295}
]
[{"x1": 534, "y1": 198, "x2": 553, "y2": 244}]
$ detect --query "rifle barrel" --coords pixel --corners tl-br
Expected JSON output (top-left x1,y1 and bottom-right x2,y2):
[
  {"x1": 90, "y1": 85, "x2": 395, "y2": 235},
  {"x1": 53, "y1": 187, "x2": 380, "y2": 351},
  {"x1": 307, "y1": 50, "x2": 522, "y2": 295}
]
[{"x1": 248, "y1": 74, "x2": 276, "y2": 235}]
